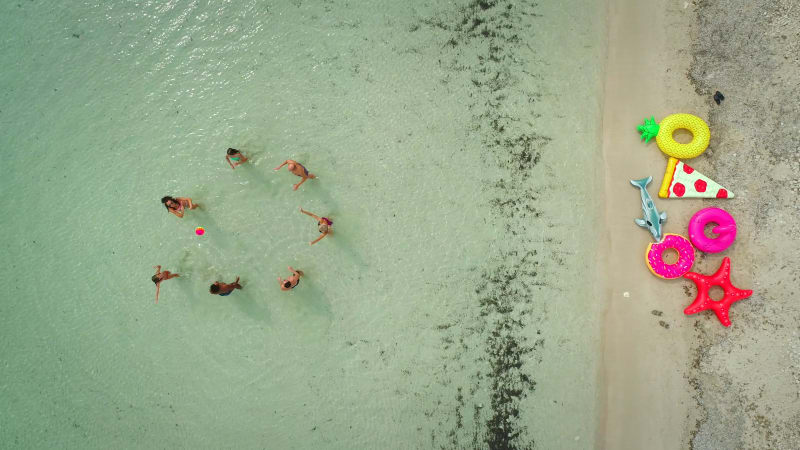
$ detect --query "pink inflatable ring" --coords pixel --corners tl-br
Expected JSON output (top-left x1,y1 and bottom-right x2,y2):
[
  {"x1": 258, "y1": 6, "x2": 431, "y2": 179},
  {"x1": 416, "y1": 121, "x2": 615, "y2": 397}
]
[
  {"x1": 688, "y1": 207, "x2": 737, "y2": 253},
  {"x1": 646, "y1": 233, "x2": 695, "y2": 279}
]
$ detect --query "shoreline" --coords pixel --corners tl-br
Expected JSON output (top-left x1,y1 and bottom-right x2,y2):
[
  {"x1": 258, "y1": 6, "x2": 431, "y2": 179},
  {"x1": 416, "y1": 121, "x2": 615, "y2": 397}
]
[{"x1": 598, "y1": 0, "x2": 705, "y2": 447}]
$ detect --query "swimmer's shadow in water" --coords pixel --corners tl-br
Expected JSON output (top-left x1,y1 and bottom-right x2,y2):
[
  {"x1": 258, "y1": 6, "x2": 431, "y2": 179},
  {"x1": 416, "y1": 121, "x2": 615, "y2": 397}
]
[
  {"x1": 302, "y1": 178, "x2": 339, "y2": 210},
  {"x1": 288, "y1": 277, "x2": 332, "y2": 319},
  {"x1": 237, "y1": 164, "x2": 283, "y2": 198},
  {"x1": 228, "y1": 288, "x2": 272, "y2": 323},
  {"x1": 327, "y1": 227, "x2": 367, "y2": 268}
]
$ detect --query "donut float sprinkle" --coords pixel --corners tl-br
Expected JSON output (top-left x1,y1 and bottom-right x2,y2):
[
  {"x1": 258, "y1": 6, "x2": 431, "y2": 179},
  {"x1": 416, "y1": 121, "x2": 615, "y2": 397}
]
[{"x1": 645, "y1": 233, "x2": 695, "y2": 279}]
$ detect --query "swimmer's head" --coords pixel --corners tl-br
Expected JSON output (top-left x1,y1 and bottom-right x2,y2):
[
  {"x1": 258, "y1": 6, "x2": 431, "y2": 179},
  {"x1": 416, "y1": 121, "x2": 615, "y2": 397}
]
[
  {"x1": 209, "y1": 284, "x2": 220, "y2": 294},
  {"x1": 152, "y1": 275, "x2": 160, "y2": 284},
  {"x1": 287, "y1": 163, "x2": 296, "y2": 171},
  {"x1": 161, "y1": 196, "x2": 177, "y2": 210},
  {"x1": 283, "y1": 281, "x2": 292, "y2": 289},
  {"x1": 227, "y1": 148, "x2": 239, "y2": 155},
  {"x1": 318, "y1": 223, "x2": 329, "y2": 233}
]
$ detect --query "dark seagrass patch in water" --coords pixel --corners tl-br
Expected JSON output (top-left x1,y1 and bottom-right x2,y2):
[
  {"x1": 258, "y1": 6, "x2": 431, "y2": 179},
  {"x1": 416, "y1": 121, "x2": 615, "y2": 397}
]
[{"x1": 416, "y1": 0, "x2": 555, "y2": 447}]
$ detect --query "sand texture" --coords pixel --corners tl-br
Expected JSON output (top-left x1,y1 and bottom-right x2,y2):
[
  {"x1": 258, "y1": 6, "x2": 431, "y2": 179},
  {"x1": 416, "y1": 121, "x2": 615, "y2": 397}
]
[
  {"x1": 600, "y1": 0, "x2": 703, "y2": 448},
  {"x1": 601, "y1": 0, "x2": 800, "y2": 448}
]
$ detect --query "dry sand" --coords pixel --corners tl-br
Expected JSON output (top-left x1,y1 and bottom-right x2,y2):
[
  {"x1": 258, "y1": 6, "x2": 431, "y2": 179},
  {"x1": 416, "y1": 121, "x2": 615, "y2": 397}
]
[
  {"x1": 600, "y1": 0, "x2": 800, "y2": 448},
  {"x1": 599, "y1": 0, "x2": 704, "y2": 448}
]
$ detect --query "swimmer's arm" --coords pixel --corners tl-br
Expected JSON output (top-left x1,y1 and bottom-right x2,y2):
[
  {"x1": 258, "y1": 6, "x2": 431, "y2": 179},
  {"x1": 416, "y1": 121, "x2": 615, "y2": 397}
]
[
  {"x1": 226, "y1": 155, "x2": 236, "y2": 169},
  {"x1": 288, "y1": 266, "x2": 299, "y2": 277},
  {"x1": 299, "y1": 208, "x2": 320, "y2": 220},
  {"x1": 169, "y1": 208, "x2": 184, "y2": 218},
  {"x1": 274, "y1": 160, "x2": 289, "y2": 171},
  {"x1": 167, "y1": 273, "x2": 180, "y2": 280},
  {"x1": 310, "y1": 232, "x2": 327, "y2": 245},
  {"x1": 155, "y1": 283, "x2": 161, "y2": 304}
]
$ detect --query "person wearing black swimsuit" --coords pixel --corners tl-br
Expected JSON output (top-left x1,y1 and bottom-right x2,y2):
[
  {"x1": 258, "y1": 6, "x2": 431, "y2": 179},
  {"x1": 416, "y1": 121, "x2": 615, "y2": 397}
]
[
  {"x1": 278, "y1": 267, "x2": 303, "y2": 291},
  {"x1": 210, "y1": 277, "x2": 242, "y2": 296}
]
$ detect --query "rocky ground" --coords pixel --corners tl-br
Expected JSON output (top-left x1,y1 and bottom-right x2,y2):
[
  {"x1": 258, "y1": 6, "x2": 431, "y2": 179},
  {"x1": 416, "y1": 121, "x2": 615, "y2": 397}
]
[{"x1": 687, "y1": 0, "x2": 800, "y2": 448}]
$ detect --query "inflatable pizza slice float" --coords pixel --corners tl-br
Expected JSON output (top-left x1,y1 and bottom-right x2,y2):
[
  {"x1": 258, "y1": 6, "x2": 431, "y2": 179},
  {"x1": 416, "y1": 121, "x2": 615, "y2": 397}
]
[{"x1": 659, "y1": 158, "x2": 734, "y2": 199}]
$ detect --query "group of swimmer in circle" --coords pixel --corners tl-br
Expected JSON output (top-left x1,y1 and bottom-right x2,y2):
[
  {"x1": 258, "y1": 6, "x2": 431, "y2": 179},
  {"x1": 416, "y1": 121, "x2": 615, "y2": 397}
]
[{"x1": 151, "y1": 149, "x2": 330, "y2": 303}]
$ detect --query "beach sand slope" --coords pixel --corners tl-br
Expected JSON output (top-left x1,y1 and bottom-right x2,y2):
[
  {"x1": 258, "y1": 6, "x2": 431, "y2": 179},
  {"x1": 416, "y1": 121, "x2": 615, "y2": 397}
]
[{"x1": 600, "y1": 0, "x2": 704, "y2": 448}]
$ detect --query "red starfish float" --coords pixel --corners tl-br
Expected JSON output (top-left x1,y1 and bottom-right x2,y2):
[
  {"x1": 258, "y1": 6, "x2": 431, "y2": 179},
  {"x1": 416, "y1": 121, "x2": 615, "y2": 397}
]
[{"x1": 683, "y1": 257, "x2": 753, "y2": 327}]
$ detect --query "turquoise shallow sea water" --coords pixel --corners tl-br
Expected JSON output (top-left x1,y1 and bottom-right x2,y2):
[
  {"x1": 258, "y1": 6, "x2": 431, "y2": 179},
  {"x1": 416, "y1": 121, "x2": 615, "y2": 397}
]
[{"x1": 0, "y1": 1, "x2": 605, "y2": 448}]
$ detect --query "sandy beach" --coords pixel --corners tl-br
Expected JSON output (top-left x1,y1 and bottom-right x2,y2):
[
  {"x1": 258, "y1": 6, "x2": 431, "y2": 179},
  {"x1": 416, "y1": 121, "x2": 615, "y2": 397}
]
[
  {"x1": 600, "y1": 0, "x2": 800, "y2": 448},
  {"x1": 600, "y1": 1, "x2": 702, "y2": 447}
]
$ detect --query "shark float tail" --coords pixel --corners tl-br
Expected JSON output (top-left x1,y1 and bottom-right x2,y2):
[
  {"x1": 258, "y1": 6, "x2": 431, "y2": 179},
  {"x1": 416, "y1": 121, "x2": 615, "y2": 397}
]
[{"x1": 630, "y1": 176, "x2": 652, "y2": 189}]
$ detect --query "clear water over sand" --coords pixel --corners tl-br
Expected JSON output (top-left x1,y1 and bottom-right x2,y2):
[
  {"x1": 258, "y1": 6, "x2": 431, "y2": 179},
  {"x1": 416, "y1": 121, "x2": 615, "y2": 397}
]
[{"x1": 0, "y1": 1, "x2": 604, "y2": 448}]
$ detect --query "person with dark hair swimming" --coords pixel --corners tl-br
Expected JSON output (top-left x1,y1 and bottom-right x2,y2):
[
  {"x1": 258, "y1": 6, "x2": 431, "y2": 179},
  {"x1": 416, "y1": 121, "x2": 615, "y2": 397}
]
[
  {"x1": 152, "y1": 265, "x2": 180, "y2": 304},
  {"x1": 274, "y1": 159, "x2": 316, "y2": 190},
  {"x1": 225, "y1": 148, "x2": 248, "y2": 169},
  {"x1": 299, "y1": 207, "x2": 332, "y2": 245},
  {"x1": 161, "y1": 196, "x2": 199, "y2": 218},
  {"x1": 278, "y1": 267, "x2": 303, "y2": 291},
  {"x1": 209, "y1": 277, "x2": 243, "y2": 296}
]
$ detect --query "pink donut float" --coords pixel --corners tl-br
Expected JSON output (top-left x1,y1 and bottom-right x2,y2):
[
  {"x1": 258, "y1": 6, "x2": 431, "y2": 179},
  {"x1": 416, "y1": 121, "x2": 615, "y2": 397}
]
[
  {"x1": 688, "y1": 207, "x2": 736, "y2": 253},
  {"x1": 646, "y1": 233, "x2": 695, "y2": 279}
]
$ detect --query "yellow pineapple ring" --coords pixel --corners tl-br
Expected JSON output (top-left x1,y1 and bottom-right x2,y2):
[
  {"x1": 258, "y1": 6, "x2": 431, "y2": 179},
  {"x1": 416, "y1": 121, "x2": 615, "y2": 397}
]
[{"x1": 638, "y1": 113, "x2": 710, "y2": 159}]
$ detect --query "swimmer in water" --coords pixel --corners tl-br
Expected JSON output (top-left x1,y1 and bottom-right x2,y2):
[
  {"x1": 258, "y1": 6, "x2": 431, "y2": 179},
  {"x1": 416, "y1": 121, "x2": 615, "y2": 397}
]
[
  {"x1": 225, "y1": 148, "x2": 248, "y2": 169},
  {"x1": 299, "y1": 207, "x2": 332, "y2": 245},
  {"x1": 274, "y1": 159, "x2": 316, "y2": 190},
  {"x1": 209, "y1": 277, "x2": 243, "y2": 296},
  {"x1": 152, "y1": 265, "x2": 180, "y2": 304},
  {"x1": 161, "y1": 196, "x2": 199, "y2": 218},
  {"x1": 278, "y1": 266, "x2": 303, "y2": 291}
]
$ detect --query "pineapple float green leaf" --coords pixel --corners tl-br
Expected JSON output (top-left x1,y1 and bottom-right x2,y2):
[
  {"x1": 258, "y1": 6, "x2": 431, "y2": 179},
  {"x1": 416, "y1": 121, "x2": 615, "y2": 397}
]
[{"x1": 637, "y1": 116, "x2": 660, "y2": 143}]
